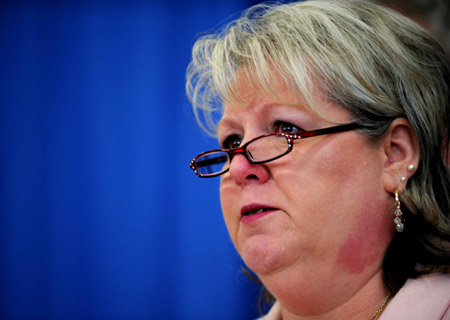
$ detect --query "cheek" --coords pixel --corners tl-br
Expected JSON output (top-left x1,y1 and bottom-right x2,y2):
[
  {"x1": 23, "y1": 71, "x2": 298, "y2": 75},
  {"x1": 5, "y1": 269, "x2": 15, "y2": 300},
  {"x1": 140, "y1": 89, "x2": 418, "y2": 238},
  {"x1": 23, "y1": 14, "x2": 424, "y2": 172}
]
[
  {"x1": 335, "y1": 199, "x2": 393, "y2": 274},
  {"x1": 219, "y1": 182, "x2": 239, "y2": 245},
  {"x1": 278, "y1": 137, "x2": 392, "y2": 274}
]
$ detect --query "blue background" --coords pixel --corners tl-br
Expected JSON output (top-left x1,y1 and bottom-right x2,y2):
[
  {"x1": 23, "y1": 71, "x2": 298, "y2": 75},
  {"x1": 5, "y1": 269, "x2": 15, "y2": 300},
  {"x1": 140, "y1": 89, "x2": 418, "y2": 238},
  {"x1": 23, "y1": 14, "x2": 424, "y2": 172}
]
[{"x1": 0, "y1": 0, "x2": 276, "y2": 319}]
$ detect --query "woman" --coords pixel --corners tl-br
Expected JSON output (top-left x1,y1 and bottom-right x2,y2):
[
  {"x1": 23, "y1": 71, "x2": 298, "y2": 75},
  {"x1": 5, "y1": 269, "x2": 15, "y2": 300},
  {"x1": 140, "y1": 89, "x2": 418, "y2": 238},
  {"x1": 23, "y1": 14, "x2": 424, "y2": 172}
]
[{"x1": 187, "y1": 0, "x2": 450, "y2": 319}]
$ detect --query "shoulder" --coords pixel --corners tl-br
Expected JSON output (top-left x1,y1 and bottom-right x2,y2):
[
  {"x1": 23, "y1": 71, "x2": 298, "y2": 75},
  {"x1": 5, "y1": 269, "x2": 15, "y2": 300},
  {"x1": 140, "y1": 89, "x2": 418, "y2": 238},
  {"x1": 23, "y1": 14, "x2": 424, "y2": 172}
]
[
  {"x1": 380, "y1": 273, "x2": 450, "y2": 320},
  {"x1": 256, "y1": 274, "x2": 450, "y2": 320}
]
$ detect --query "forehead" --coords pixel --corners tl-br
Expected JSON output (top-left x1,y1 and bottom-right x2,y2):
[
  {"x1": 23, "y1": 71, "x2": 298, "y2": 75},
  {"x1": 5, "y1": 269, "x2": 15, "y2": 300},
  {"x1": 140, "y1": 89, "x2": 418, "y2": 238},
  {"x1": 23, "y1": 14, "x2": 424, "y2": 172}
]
[
  {"x1": 218, "y1": 86, "x2": 306, "y2": 132},
  {"x1": 226, "y1": 65, "x2": 304, "y2": 107},
  {"x1": 219, "y1": 71, "x2": 347, "y2": 129},
  {"x1": 219, "y1": 69, "x2": 309, "y2": 122}
]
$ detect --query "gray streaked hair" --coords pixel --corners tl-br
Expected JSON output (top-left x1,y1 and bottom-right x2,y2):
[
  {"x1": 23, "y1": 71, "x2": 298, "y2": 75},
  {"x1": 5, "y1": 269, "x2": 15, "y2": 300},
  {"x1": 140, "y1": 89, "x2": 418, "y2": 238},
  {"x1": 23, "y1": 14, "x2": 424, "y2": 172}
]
[{"x1": 186, "y1": 0, "x2": 450, "y2": 293}]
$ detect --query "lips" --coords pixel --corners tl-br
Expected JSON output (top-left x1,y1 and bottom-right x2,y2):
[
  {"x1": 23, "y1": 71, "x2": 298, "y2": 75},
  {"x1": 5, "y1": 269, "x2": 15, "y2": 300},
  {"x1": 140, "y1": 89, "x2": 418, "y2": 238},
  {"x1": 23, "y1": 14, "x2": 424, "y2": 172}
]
[{"x1": 241, "y1": 204, "x2": 278, "y2": 217}]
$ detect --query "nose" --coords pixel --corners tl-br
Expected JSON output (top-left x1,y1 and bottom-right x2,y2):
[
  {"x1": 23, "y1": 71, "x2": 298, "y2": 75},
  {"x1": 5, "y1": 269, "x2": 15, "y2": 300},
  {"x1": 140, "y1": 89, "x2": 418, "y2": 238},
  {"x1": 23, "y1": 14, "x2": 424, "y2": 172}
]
[{"x1": 228, "y1": 153, "x2": 270, "y2": 185}]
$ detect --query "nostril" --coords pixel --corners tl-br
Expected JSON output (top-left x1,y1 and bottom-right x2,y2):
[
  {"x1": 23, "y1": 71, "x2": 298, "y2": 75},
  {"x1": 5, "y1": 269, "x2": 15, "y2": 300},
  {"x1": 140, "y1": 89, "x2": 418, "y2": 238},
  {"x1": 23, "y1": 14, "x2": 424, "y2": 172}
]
[{"x1": 228, "y1": 153, "x2": 270, "y2": 184}]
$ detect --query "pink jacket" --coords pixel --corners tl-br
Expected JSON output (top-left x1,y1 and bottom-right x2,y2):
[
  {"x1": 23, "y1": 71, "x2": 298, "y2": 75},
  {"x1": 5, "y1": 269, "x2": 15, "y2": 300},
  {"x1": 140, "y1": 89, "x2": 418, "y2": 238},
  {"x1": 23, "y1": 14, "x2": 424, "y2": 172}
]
[
  {"x1": 258, "y1": 273, "x2": 450, "y2": 320},
  {"x1": 380, "y1": 273, "x2": 450, "y2": 320}
]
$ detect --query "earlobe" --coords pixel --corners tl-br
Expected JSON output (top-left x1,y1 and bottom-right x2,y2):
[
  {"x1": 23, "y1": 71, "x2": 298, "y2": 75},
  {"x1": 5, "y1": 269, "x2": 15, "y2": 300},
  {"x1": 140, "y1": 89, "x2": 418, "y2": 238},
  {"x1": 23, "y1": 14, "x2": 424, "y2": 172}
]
[{"x1": 381, "y1": 118, "x2": 420, "y2": 194}]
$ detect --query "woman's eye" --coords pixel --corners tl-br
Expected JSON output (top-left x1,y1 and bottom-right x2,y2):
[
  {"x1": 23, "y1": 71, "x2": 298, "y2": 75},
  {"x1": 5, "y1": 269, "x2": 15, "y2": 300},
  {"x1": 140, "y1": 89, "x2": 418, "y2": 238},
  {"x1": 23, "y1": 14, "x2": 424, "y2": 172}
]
[
  {"x1": 274, "y1": 121, "x2": 305, "y2": 135},
  {"x1": 222, "y1": 135, "x2": 243, "y2": 149}
]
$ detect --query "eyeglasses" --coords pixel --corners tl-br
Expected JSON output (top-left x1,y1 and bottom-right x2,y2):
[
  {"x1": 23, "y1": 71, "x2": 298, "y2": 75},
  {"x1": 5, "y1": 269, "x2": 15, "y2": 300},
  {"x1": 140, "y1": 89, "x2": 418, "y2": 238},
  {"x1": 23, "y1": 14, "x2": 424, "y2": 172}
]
[{"x1": 189, "y1": 122, "x2": 366, "y2": 178}]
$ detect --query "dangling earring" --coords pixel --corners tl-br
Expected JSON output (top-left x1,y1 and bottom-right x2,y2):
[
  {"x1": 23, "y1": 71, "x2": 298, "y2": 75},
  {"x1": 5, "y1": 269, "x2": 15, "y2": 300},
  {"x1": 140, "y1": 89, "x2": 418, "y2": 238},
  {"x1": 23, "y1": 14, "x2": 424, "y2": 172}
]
[{"x1": 393, "y1": 189, "x2": 404, "y2": 232}]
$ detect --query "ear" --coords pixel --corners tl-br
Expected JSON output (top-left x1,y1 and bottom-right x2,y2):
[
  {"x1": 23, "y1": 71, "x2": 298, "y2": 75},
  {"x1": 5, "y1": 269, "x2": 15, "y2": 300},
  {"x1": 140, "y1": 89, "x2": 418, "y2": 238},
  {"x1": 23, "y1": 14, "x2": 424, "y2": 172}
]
[{"x1": 382, "y1": 118, "x2": 420, "y2": 194}]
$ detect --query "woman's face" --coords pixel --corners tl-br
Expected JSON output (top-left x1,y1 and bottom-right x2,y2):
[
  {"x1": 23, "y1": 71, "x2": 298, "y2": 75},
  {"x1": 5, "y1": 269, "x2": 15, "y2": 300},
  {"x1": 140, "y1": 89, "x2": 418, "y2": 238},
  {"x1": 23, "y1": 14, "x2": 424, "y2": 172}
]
[{"x1": 218, "y1": 78, "x2": 394, "y2": 310}]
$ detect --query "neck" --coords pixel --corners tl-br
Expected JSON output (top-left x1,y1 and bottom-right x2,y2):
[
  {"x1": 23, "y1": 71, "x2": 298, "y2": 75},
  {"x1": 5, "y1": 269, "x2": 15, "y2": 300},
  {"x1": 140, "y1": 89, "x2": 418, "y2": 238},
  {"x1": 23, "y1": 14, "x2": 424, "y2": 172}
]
[{"x1": 275, "y1": 270, "x2": 389, "y2": 320}]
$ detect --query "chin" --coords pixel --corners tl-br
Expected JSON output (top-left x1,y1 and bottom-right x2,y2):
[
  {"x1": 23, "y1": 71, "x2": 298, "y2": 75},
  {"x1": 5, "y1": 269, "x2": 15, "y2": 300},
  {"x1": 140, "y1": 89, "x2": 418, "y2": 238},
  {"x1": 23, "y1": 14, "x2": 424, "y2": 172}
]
[{"x1": 240, "y1": 234, "x2": 288, "y2": 275}]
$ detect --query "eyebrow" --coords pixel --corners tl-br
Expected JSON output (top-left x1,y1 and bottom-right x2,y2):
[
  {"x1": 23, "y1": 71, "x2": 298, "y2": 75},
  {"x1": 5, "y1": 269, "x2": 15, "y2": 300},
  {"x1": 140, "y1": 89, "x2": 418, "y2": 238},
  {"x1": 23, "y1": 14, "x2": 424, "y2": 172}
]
[
  {"x1": 217, "y1": 102, "x2": 317, "y2": 137},
  {"x1": 217, "y1": 117, "x2": 239, "y2": 134}
]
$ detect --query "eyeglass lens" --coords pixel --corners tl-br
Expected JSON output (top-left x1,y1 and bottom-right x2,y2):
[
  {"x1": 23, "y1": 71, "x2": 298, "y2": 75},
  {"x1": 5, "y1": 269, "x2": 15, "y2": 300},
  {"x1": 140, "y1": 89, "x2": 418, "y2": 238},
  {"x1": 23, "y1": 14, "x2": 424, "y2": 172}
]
[
  {"x1": 195, "y1": 135, "x2": 289, "y2": 176},
  {"x1": 195, "y1": 152, "x2": 229, "y2": 175}
]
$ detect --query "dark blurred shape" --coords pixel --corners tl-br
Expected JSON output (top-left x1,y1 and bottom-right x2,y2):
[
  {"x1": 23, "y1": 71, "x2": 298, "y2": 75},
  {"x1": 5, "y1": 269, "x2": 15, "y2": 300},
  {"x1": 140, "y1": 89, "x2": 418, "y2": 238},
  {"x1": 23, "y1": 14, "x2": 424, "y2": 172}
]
[{"x1": 377, "y1": 0, "x2": 450, "y2": 58}]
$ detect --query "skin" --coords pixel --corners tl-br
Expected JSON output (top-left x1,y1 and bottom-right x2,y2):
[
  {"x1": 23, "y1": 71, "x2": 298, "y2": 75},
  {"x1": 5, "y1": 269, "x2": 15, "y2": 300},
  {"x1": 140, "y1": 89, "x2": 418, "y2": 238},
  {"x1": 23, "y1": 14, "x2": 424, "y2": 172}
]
[{"x1": 217, "y1": 76, "x2": 418, "y2": 319}]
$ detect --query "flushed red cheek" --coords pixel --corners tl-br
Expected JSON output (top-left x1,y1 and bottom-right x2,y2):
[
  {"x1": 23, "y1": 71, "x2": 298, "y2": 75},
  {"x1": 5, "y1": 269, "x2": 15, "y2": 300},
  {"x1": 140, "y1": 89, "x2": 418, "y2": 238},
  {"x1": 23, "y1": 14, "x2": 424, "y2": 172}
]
[
  {"x1": 336, "y1": 235, "x2": 379, "y2": 274},
  {"x1": 336, "y1": 212, "x2": 390, "y2": 274}
]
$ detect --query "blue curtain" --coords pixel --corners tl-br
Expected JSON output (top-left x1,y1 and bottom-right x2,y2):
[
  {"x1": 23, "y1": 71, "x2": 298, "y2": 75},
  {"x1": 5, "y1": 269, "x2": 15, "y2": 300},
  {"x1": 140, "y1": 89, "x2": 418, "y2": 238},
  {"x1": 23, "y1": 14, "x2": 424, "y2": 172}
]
[{"x1": 0, "y1": 1, "x2": 265, "y2": 319}]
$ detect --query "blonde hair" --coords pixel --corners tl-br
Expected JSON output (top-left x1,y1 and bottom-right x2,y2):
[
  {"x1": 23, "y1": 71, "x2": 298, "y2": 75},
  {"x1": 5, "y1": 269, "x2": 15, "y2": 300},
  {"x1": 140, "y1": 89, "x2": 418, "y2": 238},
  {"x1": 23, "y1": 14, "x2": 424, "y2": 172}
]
[{"x1": 186, "y1": 0, "x2": 450, "y2": 293}]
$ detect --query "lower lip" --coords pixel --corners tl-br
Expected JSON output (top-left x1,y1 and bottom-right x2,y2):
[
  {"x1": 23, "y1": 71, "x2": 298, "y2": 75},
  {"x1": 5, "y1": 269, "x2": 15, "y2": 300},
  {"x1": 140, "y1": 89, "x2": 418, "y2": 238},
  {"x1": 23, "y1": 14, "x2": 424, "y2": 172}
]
[{"x1": 240, "y1": 210, "x2": 276, "y2": 224}]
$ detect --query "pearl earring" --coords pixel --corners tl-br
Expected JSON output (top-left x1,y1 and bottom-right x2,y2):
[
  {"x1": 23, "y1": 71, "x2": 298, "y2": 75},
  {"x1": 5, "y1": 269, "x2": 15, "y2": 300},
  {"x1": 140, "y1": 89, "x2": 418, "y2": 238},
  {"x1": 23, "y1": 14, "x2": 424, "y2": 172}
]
[
  {"x1": 401, "y1": 176, "x2": 406, "y2": 182},
  {"x1": 394, "y1": 189, "x2": 404, "y2": 233},
  {"x1": 407, "y1": 164, "x2": 415, "y2": 172}
]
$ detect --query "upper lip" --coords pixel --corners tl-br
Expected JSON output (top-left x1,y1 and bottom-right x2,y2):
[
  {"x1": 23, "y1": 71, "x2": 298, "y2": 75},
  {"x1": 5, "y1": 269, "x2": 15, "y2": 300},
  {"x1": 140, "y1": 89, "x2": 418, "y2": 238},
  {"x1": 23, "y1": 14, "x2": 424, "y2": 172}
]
[{"x1": 240, "y1": 203, "x2": 279, "y2": 216}]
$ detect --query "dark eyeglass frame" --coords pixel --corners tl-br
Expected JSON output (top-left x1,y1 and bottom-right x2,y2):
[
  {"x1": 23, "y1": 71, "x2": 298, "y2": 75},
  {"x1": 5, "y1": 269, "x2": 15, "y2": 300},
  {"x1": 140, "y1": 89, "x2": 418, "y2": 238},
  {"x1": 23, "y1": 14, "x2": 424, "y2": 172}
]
[{"x1": 189, "y1": 122, "x2": 366, "y2": 178}]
